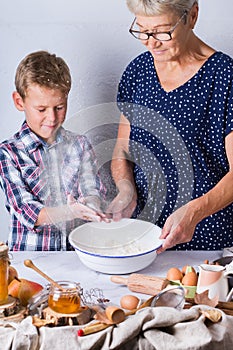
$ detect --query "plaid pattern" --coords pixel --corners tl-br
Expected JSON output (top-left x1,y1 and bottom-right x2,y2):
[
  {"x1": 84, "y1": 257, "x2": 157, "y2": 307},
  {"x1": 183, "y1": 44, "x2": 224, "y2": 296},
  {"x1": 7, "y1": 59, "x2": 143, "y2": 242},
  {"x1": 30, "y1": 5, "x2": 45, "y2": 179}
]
[{"x1": 0, "y1": 122, "x2": 105, "y2": 251}]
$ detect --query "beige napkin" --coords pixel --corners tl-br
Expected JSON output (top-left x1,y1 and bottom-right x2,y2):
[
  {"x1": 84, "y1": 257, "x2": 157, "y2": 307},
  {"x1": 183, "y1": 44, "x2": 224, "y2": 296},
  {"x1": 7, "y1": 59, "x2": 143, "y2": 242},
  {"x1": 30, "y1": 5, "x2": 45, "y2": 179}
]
[
  {"x1": 38, "y1": 306, "x2": 233, "y2": 350},
  {"x1": 1, "y1": 306, "x2": 233, "y2": 350},
  {"x1": 76, "y1": 306, "x2": 231, "y2": 350},
  {"x1": 0, "y1": 317, "x2": 38, "y2": 350}
]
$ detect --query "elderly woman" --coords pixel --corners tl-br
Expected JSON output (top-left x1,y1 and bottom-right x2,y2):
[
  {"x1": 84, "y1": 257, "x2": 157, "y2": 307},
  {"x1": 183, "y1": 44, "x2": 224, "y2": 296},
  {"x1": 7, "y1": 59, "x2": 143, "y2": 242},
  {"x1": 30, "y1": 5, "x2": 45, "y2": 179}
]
[{"x1": 108, "y1": 0, "x2": 233, "y2": 251}]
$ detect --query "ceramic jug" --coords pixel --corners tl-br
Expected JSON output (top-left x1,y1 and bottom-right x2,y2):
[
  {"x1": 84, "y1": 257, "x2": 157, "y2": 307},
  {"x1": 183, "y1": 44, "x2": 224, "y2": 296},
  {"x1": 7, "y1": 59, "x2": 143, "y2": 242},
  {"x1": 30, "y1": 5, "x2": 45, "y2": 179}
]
[{"x1": 197, "y1": 264, "x2": 233, "y2": 301}]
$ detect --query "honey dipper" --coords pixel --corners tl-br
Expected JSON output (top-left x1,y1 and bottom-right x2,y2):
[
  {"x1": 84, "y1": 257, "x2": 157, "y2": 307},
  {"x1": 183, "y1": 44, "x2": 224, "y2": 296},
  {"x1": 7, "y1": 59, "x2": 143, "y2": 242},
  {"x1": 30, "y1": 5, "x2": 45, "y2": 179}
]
[{"x1": 24, "y1": 259, "x2": 64, "y2": 291}]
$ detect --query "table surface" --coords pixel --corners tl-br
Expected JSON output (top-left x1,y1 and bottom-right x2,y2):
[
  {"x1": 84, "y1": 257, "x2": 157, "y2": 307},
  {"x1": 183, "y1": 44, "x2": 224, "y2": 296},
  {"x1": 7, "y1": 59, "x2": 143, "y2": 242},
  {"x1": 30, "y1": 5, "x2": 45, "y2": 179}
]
[{"x1": 10, "y1": 250, "x2": 223, "y2": 304}]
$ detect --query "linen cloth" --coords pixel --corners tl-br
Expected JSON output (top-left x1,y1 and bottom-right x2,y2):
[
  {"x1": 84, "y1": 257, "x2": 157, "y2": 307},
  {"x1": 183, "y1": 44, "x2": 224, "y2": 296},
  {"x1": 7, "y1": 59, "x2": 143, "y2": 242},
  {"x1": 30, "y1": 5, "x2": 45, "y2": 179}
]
[{"x1": 1, "y1": 306, "x2": 233, "y2": 350}]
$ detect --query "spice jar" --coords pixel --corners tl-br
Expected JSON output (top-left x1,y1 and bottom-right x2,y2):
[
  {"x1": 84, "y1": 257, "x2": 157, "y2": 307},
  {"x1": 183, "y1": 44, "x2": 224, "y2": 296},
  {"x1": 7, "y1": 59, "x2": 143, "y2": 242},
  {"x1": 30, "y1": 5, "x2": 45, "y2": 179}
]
[
  {"x1": 0, "y1": 243, "x2": 9, "y2": 305},
  {"x1": 48, "y1": 281, "x2": 81, "y2": 314}
]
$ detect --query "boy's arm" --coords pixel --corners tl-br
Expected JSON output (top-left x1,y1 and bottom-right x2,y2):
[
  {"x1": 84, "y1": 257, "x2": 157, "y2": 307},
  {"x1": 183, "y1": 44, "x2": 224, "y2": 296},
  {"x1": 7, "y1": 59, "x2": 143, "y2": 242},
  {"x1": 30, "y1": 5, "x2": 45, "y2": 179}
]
[
  {"x1": 35, "y1": 199, "x2": 106, "y2": 226},
  {"x1": 0, "y1": 144, "x2": 108, "y2": 231},
  {"x1": 0, "y1": 147, "x2": 43, "y2": 230}
]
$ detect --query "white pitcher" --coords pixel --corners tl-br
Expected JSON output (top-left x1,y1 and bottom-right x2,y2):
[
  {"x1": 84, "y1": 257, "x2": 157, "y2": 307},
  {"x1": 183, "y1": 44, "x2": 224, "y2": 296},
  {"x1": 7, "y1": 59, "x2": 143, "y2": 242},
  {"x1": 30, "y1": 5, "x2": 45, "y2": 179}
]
[{"x1": 197, "y1": 264, "x2": 233, "y2": 302}]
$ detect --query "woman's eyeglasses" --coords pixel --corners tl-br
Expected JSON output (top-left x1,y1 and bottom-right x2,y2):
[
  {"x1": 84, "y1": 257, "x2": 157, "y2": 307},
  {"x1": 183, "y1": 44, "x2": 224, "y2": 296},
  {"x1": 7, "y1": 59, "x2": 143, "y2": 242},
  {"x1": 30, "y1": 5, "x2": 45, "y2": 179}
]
[{"x1": 129, "y1": 11, "x2": 187, "y2": 42}]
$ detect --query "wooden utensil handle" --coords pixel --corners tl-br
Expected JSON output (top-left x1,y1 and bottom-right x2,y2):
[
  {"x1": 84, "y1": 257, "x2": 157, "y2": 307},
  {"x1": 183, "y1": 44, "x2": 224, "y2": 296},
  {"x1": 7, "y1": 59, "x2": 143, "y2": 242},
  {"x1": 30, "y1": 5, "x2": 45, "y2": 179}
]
[
  {"x1": 110, "y1": 276, "x2": 128, "y2": 285},
  {"x1": 129, "y1": 274, "x2": 168, "y2": 295},
  {"x1": 218, "y1": 301, "x2": 233, "y2": 310},
  {"x1": 78, "y1": 322, "x2": 111, "y2": 336},
  {"x1": 24, "y1": 259, "x2": 63, "y2": 290},
  {"x1": 111, "y1": 274, "x2": 168, "y2": 295}
]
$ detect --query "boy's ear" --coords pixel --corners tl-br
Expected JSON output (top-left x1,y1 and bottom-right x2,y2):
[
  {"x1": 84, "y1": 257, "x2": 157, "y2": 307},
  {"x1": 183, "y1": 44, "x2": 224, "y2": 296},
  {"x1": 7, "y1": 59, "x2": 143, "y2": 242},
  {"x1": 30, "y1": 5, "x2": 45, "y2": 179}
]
[{"x1": 12, "y1": 91, "x2": 25, "y2": 111}]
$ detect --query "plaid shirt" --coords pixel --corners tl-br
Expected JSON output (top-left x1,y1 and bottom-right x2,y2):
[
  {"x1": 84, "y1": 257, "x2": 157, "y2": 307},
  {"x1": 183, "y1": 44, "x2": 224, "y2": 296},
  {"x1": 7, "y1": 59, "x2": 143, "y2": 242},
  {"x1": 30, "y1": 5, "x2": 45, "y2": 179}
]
[{"x1": 0, "y1": 122, "x2": 105, "y2": 251}]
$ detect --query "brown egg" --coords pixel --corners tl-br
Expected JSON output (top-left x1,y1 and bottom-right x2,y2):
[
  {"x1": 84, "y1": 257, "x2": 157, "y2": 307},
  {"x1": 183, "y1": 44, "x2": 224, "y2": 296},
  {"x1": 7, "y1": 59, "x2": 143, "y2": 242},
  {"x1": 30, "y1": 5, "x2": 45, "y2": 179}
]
[
  {"x1": 181, "y1": 265, "x2": 196, "y2": 275},
  {"x1": 166, "y1": 267, "x2": 183, "y2": 281},
  {"x1": 182, "y1": 271, "x2": 198, "y2": 286},
  {"x1": 120, "y1": 295, "x2": 140, "y2": 310}
]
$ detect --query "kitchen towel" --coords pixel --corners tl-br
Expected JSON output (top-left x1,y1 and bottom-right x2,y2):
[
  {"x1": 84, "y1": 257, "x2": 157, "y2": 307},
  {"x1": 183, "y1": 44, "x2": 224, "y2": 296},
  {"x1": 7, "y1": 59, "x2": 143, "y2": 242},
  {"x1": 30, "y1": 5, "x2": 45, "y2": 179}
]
[{"x1": 1, "y1": 305, "x2": 233, "y2": 350}]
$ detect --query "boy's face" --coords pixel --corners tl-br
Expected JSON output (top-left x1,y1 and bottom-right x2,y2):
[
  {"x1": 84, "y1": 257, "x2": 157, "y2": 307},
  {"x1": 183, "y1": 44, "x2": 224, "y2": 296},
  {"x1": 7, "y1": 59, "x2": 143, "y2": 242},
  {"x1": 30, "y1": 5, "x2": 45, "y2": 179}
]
[{"x1": 13, "y1": 84, "x2": 68, "y2": 144}]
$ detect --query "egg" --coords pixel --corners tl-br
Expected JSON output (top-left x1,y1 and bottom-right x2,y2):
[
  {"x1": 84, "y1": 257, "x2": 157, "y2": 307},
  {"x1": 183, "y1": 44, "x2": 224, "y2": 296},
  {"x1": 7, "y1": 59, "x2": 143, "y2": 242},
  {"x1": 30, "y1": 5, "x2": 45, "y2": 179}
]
[
  {"x1": 120, "y1": 294, "x2": 140, "y2": 310},
  {"x1": 166, "y1": 267, "x2": 183, "y2": 281},
  {"x1": 181, "y1": 265, "x2": 196, "y2": 275},
  {"x1": 182, "y1": 271, "x2": 198, "y2": 286}
]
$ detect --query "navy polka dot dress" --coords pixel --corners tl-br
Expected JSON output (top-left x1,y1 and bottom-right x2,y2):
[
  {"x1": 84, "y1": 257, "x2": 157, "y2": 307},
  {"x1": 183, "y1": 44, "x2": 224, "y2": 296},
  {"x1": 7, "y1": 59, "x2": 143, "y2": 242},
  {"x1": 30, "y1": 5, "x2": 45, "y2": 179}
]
[{"x1": 117, "y1": 51, "x2": 233, "y2": 250}]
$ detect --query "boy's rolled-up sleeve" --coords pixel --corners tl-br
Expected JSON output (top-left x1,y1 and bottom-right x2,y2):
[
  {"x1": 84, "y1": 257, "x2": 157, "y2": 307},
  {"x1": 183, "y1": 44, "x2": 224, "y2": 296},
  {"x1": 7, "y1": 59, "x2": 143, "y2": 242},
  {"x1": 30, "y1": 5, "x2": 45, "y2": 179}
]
[{"x1": 0, "y1": 147, "x2": 44, "y2": 230}]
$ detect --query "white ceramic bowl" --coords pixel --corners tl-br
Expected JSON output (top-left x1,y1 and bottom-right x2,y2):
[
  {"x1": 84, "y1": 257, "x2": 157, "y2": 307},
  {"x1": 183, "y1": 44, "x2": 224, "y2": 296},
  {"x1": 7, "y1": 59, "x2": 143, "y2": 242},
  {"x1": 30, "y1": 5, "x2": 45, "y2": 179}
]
[{"x1": 69, "y1": 218, "x2": 163, "y2": 274}]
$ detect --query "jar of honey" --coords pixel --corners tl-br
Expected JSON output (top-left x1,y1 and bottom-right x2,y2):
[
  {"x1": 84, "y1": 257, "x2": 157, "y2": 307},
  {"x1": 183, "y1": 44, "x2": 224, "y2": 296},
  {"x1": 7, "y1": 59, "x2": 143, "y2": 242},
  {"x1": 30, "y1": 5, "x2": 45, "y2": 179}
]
[
  {"x1": 48, "y1": 281, "x2": 81, "y2": 314},
  {"x1": 0, "y1": 243, "x2": 9, "y2": 305}
]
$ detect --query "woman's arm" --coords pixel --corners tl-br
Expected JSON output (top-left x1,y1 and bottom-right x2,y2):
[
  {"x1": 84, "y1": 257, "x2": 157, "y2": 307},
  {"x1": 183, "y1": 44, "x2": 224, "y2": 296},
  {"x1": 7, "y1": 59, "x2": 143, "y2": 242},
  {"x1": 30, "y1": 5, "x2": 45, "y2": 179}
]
[
  {"x1": 159, "y1": 130, "x2": 233, "y2": 252},
  {"x1": 107, "y1": 114, "x2": 137, "y2": 220}
]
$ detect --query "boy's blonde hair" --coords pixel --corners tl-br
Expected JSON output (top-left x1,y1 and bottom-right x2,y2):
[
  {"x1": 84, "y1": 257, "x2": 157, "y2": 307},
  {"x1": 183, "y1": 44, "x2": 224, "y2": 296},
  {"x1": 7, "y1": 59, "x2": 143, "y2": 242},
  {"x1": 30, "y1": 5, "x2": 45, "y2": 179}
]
[{"x1": 15, "y1": 51, "x2": 71, "y2": 100}]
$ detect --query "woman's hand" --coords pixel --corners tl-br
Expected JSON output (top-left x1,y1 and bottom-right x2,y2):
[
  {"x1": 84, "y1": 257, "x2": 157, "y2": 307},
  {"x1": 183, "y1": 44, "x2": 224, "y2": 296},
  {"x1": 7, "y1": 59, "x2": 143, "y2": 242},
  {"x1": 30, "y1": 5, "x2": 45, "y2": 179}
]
[
  {"x1": 106, "y1": 190, "x2": 137, "y2": 221},
  {"x1": 106, "y1": 179, "x2": 137, "y2": 221},
  {"x1": 157, "y1": 203, "x2": 198, "y2": 253}
]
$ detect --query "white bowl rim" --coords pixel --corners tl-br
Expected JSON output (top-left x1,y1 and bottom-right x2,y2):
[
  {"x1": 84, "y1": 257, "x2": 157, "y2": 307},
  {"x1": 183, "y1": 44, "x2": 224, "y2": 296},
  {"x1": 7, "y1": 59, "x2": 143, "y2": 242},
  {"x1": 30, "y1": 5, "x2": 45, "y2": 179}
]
[
  {"x1": 69, "y1": 218, "x2": 163, "y2": 258},
  {"x1": 73, "y1": 245, "x2": 161, "y2": 259}
]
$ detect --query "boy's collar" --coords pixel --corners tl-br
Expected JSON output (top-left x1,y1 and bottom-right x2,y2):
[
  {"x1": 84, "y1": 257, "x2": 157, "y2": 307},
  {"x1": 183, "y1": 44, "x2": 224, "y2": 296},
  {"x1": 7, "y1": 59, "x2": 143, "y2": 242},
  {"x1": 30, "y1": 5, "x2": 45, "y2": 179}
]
[
  {"x1": 20, "y1": 121, "x2": 64, "y2": 152},
  {"x1": 42, "y1": 128, "x2": 64, "y2": 150}
]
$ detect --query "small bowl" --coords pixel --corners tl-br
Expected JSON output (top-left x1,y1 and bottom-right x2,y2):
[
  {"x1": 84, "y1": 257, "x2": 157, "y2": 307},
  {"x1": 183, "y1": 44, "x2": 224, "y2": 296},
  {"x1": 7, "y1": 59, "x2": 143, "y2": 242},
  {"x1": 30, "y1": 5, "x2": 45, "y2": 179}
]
[{"x1": 69, "y1": 219, "x2": 163, "y2": 274}]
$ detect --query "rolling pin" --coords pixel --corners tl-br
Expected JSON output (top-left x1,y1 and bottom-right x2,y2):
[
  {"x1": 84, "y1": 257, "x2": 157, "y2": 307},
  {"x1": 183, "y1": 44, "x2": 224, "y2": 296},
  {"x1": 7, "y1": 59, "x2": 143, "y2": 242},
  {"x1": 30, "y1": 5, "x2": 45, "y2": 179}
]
[{"x1": 110, "y1": 273, "x2": 169, "y2": 295}]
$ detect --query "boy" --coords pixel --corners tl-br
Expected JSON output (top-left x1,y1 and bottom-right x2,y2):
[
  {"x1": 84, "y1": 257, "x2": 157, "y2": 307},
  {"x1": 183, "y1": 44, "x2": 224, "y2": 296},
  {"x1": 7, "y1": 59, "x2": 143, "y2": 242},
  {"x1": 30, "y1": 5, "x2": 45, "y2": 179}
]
[{"x1": 0, "y1": 51, "x2": 108, "y2": 251}]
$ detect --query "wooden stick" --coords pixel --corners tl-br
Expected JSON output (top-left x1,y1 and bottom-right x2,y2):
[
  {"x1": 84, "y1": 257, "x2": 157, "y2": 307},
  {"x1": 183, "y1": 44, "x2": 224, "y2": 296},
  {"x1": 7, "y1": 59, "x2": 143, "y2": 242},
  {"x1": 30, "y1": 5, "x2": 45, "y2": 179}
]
[
  {"x1": 77, "y1": 322, "x2": 112, "y2": 336},
  {"x1": 217, "y1": 301, "x2": 233, "y2": 310},
  {"x1": 24, "y1": 259, "x2": 63, "y2": 291}
]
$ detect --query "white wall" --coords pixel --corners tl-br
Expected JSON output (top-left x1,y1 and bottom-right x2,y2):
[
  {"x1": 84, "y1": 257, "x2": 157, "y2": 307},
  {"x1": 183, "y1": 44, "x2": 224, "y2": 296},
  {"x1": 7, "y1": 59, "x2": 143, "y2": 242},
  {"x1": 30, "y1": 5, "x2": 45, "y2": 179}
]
[{"x1": 0, "y1": 0, "x2": 233, "y2": 242}]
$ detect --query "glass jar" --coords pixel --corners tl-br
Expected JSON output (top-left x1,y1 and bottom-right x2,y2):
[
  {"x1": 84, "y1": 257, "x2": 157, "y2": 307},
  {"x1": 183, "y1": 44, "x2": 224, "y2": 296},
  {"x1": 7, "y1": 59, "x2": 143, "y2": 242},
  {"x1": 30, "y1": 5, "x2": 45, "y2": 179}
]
[
  {"x1": 0, "y1": 243, "x2": 9, "y2": 305},
  {"x1": 48, "y1": 281, "x2": 81, "y2": 314}
]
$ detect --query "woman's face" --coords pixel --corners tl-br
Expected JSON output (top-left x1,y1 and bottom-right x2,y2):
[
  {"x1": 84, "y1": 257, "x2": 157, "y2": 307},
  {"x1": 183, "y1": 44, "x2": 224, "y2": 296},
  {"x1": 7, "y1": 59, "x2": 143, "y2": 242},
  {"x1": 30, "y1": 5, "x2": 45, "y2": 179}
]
[{"x1": 134, "y1": 11, "x2": 194, "y2": 62}]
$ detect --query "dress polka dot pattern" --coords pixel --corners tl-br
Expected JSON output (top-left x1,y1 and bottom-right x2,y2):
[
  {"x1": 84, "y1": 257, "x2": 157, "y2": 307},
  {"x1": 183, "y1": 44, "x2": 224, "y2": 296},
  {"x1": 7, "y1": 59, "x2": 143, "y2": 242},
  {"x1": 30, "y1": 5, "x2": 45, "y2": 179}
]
[{"x1": 117, "y1": 51, "x2": 233, "y2": 250}]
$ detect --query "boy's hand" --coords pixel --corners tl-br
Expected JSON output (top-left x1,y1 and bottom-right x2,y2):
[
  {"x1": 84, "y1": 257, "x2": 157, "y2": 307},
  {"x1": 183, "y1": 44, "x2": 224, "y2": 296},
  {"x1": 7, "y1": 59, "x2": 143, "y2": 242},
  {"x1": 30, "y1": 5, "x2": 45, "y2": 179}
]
[{"x1": 67, "y1": 194, "x2": 110, "y2": 223}]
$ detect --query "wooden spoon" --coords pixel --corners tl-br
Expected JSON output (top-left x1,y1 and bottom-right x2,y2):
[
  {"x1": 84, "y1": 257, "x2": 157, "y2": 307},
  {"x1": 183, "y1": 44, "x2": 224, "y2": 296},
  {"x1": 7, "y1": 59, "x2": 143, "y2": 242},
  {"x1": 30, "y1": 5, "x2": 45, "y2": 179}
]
[
  {"x1": 94, "y1": 306, "x2": 125, "y2": 324},
  {"x1": 24, "y1": 259, "x2": 64, "y2": 291}
]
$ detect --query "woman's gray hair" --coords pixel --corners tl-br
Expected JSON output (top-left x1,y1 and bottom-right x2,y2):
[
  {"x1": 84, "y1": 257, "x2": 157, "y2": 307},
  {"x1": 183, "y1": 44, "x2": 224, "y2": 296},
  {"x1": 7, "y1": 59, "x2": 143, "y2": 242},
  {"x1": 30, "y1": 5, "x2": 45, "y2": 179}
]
[{"x1": 126, "y1": 0, "x2": 198, "y2": 16}]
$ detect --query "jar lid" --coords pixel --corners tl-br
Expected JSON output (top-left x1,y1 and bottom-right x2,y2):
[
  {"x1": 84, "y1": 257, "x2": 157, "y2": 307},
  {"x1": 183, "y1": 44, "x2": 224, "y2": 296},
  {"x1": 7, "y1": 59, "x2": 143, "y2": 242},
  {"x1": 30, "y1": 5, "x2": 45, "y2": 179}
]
[
  {"x1": 0, "y1": 243, "x2": 9, "y2": 258},
  {"x1": 28, "y1": 286, "x2": 49, "y2": 312}
]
